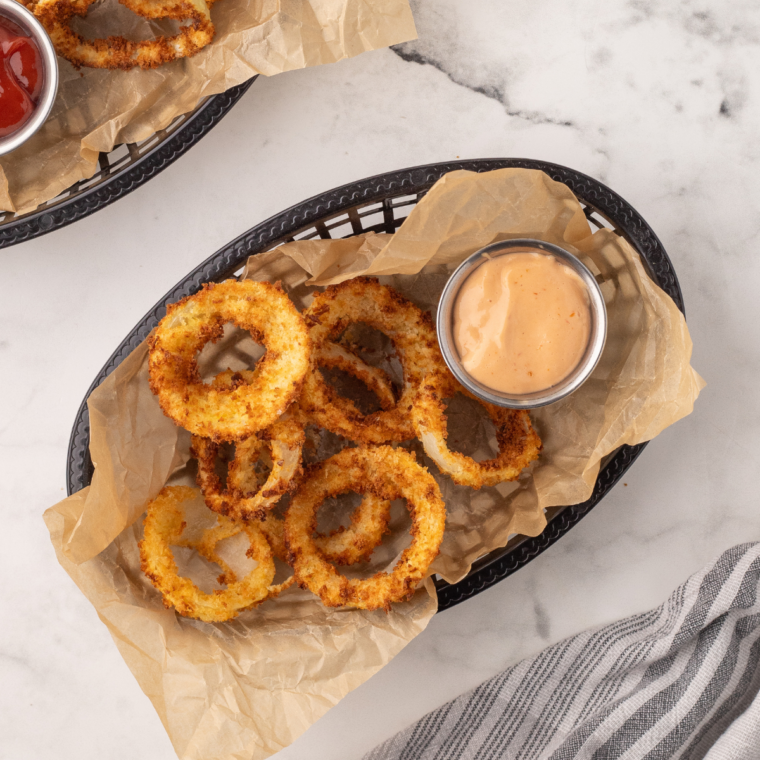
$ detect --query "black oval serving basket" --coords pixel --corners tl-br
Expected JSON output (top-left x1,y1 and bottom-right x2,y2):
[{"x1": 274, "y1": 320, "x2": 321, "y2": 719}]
[
  {"x1": 66, "y1": 158, "x2": 684, "y2": 613},
  {"x1": 0, "y1": 80, "x2": 255, "y2": 249}
]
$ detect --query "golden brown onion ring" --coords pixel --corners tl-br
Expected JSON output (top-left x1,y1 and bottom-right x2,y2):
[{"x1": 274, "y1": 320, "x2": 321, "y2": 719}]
[
  {"x1": 301, "y1": 278, "x2": 445, "y2": 444},
  {"x1": 285, "y1": 446, "x2": 446, "y2": 611},
  {"x1": 191, "y1": 368, "x2": 304, "y2": 520},
  {"x1": 33, "y1": 0, "x2": 214, "y2": 70},
  {"x1": 192, "y1": 426, "x2": 304, "y2": 521},
  {"x1": 148, "y1": 280, "x2": 311, "y2": 442},
  {"x1": 139, "y1": 486, "x2": 285, "y2": 622},
  {"x1": 192, "y1": 418, "x2": 304, "y2": 522},
  {"x1": 411, "y1": 371, "x2": 542, "y2": 488}
]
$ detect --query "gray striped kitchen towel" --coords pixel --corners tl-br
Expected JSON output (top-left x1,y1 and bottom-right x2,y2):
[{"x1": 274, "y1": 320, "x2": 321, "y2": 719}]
[{"x1": 365, "y1": 542, "x2": 760, "y2": 760}]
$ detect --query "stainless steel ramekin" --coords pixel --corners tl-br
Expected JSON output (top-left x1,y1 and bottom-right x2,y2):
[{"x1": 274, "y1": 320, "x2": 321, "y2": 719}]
[
  {"x1": 437, "y1": 238, "x2": 607, "y2": 409},
  {"x1": 0, "y1": 0, "x2": 58, "y2": 157}
]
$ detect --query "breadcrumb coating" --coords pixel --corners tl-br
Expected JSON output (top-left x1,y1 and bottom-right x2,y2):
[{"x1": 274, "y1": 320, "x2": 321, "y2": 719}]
[
  {"x1": 285, "y1": 447, "x2": 446, "y2": 611},
  {"x1": 139, "y1": 486, "x2": 290, "y2": 623},
  {"x1": 148, "y1": 280, "x2": 311, "y2": 442}
]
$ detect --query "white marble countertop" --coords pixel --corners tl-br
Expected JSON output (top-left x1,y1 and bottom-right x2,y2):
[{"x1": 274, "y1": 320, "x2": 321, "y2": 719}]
[{"x1": 3, "y1": 1, "x2": 760, "y2": 757}]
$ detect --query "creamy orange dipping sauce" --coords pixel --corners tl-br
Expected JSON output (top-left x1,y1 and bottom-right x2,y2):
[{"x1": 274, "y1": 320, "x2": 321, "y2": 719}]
[{"x1": 452, "y1": 251, "x2": 591, "y2": 394}]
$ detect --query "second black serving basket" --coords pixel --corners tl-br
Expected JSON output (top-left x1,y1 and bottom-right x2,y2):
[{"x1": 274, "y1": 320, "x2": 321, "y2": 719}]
[
  {"x1": 66, "y1": 158, "x2": 684, "y2": 612},
  {"x1": 0, "y1": 80, "x2": 255, "y2": 249}
]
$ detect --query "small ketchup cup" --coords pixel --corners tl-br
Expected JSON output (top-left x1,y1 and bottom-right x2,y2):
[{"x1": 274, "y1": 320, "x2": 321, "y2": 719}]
[
  {"x1": 0, "y1": 0, "x2": 58, "y2": 156},
  {"x1": 436, "y1": 239, "x2": 608, "y2": 409}
]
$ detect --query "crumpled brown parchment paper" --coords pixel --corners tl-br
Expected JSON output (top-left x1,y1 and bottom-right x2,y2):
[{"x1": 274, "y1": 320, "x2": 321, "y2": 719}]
[
  {"x1": 0, "y1": 0, "x2": 416, "y2": 213},
  {"x1": 44, "y1": 168, "x2": 703, "y2": 760}
]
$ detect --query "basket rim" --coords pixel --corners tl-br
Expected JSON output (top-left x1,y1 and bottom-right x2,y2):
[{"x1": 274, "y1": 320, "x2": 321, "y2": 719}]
[{"x1": 64, "y1": 157, "x2": 683, "y2": 612}]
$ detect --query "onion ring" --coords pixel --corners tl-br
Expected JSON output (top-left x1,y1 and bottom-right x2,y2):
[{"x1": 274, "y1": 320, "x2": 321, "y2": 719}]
[
  {"x1": 148, "y1": 279, "x2": 311, "y2": 442},
  {"x1": 192, "y1": 418, "x2": 304, "y2": 528},
  {"x1": 191, "y1": 348, "x2": 393, "y2": 521},
  {"x1": 191, "y1": 368, "x2": 304, "y2": 520},
  {"x1": 176, "y1": 514, "x2": 294, "y2": 601},
  {"x1": 301, "y1": 278, "x2": 444, "y2": 444},
  {"x1": 139, "y1": 486, "x2": 285, "y2": 622},
  {"x1": 411, "y1": 371, "x2": 542, "y2": 488},
  {"x1": 259, "y1": 492, "x2": 392, "y2": 567},
  {"x1": 285, "y1": 446, "x2": 446, "y2": 611},
  {"x1": 192, "y1": 424, "x2": 304, "y2": 521},
  {"x1": 33, "y1": 0, "x2": 215, "y2": 70}
]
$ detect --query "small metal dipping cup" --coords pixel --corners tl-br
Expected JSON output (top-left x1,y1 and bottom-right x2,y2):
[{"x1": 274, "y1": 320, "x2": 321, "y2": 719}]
[
  {"x1": 437, "y1": 238, "x2": 607, "y2": 409},
  {"x1": 0, "y1": 0, "x2": 59, "y2": 157}
]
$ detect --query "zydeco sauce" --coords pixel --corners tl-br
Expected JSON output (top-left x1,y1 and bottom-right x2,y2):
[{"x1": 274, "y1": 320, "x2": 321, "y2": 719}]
[
  {"x1": 0, "y1": 14, "x2": 43, "y2": 139},
  {"x1": 452, "y1": 251, "x2": 592, "y2": 395}
]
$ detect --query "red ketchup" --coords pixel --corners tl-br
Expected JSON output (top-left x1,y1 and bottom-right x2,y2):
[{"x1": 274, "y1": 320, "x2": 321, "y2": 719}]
[{"x1": 0, "y1": 14, "x2": 43, "y2": 139}]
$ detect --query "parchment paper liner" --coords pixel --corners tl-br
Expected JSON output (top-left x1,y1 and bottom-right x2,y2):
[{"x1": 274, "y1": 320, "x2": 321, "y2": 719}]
[
  {"x1": 0, "y1": 0, "x2": 416, "y2": 213},
  {"x1": 44, "y1": 168, "x2": 703, "y2": 760}
]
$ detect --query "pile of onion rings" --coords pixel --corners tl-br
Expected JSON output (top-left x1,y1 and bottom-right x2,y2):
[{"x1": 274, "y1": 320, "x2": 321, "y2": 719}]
[
  {"x1": 30, "y1": 0, "x2": 217, "y2": 70},
  {"x1": 140, "y1": 275, "x2": 541, "y2": 622}
]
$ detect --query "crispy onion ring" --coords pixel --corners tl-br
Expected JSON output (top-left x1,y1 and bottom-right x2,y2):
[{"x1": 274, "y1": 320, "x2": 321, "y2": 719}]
[
  {"x1": 177, "y1": 512, "x2": 294, "y2": 600},
  {"x1": 191, "y1": 348, "x2": 393, "y2": 521},
  {"x1": 411, "y1": 371, "x2": 542, "y2": 488},
  {"x1": 33, "y1": 0, "x2": 214, "y2": 70},
  {"x1": 192, "y1": 368, "x2": 304, "y2": 521},
  {"x1": 285, "y1": 446, "x2": 446, "y2": 610},
  {"x1": 139, "y1": 486, "x2": 286, "y2": 622},
  {"x1": 192, "y1": 424, "x2": 304, "y2": 522},
  {"x1": 259, "y1": 492, "x2": 392, "y2": 566},
  {"x1": 148, "y1": 279, "x2": 311, "y2": 442},
  {"x1": 301, "y1": 278, "x2": 444, "y2": 444}
]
